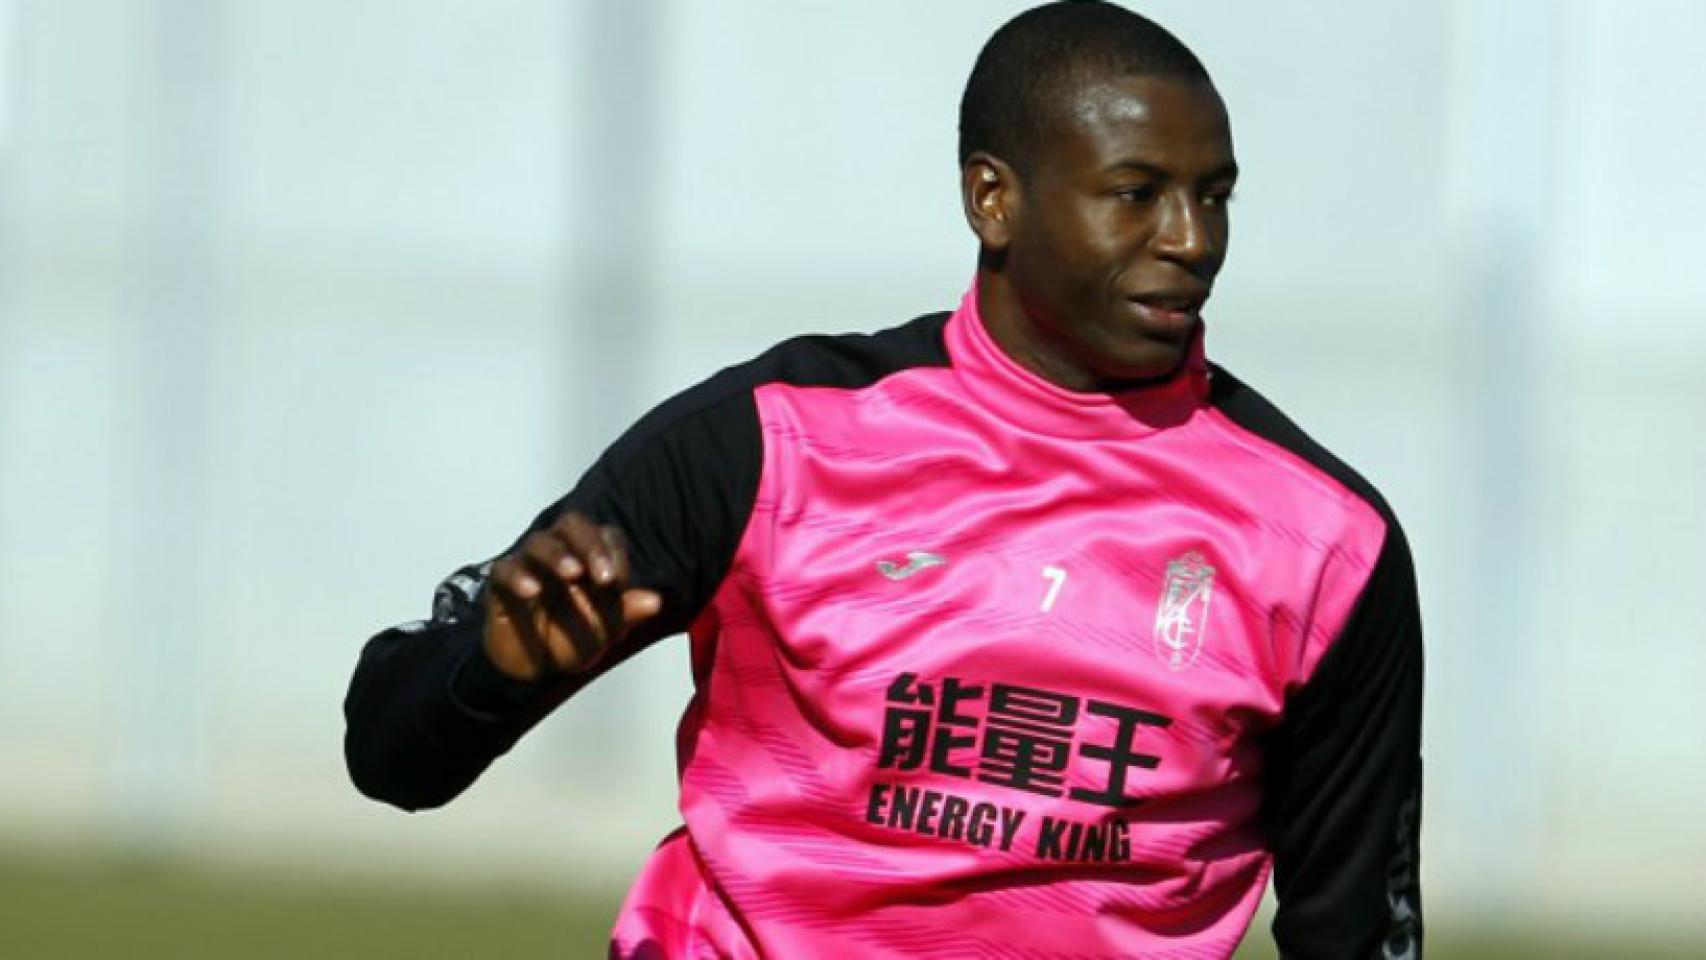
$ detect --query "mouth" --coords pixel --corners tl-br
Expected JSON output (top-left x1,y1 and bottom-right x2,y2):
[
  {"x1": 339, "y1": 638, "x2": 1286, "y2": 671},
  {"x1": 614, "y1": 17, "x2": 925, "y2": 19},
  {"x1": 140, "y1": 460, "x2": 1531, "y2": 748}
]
[{"x1": 1126, "y1": 291, "x2": 1208, "y2": 335}]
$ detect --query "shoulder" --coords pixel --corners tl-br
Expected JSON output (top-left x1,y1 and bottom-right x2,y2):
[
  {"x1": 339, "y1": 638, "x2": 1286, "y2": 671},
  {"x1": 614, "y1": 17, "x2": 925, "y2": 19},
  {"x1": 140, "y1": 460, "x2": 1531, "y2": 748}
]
[
  {"x1": 1204, "y1": 361, "x2": 1400, "y2": 532},
  {"x1": 599, "y1": 310, "x2": 953, "y2": 467},
  {"x1": 1205, "y1": 364, "x2": 1417, "y2": 691},
  {"x1": 739, "y1": 310, "x2": 952, "y2": 389}
]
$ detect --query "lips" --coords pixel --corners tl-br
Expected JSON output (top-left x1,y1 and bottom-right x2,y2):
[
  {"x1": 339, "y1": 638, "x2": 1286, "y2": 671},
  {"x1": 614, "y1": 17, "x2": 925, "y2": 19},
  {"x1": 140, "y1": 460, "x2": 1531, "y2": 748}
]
[
  {"x1": 1129, "y1": 290, "x2": 1208, "y2": 312},
  {"x1": 1127, "y1": 290, "x2": 1208, "y2": 335}
]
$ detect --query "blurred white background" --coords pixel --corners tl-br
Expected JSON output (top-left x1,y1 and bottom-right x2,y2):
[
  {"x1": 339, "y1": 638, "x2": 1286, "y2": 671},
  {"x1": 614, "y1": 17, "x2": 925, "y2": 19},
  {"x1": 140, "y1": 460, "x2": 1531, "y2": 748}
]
[{"x1": 1, "y1": 0, "x2": 1703, "y2": 940}]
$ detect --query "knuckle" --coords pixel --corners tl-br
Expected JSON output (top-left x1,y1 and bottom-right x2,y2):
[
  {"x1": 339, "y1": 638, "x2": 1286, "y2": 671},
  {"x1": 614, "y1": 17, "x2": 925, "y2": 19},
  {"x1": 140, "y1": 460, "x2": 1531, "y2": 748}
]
[{"x1": 604, "y1": 539, "x2": 629, "y2": 569}]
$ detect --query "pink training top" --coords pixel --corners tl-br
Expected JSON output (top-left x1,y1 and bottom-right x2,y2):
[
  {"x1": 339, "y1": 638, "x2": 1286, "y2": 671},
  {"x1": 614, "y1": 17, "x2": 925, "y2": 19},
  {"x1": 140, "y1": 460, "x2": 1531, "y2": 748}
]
[
  {"x1": 591, "y1": 288, "x2": 1412, "y2": 959},
  {"x1": 345, "y1": 282, "x2": 1424, "y2": 959}
]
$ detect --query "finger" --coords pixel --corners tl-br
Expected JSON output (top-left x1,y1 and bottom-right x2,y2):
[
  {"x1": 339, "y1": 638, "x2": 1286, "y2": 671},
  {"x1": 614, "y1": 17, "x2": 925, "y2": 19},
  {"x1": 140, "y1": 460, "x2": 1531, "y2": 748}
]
[
  {"x1": 521, "y1": 530, "x2": 581, "y2": 585},
  {"x1": 556, "y1": 512, "x2": 617, "y2": 586},
  {"x1": 489, "y1": 555, "x2": 542, "y2": 602},
  {"x1": 621, "y1": 588, "x2": 663, "y2": 625},
  {"x1": 599, "y1": 524, "x2": 633, "y2": 586},
  {"x1": 550, "y1": 579, "x2": 612, "y2": 671},
  {"x1": 489, "y1": 582, "x2": 551, "y2": 678},
  {"x1": 586, "y1": 529, "x2": 644, "y2": 644},
  {"x1": 594, "y1": 580, "x2": 626, "y2": 649}
]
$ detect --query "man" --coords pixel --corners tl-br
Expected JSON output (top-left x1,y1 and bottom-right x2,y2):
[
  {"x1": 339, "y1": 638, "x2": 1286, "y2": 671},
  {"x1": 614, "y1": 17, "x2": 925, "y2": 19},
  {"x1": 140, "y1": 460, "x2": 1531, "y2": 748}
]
[{"x1": 344, "y1": 3, "x2": 1425, "y2": 957}]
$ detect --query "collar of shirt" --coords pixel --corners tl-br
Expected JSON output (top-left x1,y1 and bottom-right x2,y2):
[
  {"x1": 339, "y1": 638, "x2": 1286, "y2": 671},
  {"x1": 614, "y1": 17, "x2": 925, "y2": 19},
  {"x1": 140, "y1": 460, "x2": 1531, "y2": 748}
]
[{"x1": 946, "y1": 281, "x2": 1211, "y2": 441}]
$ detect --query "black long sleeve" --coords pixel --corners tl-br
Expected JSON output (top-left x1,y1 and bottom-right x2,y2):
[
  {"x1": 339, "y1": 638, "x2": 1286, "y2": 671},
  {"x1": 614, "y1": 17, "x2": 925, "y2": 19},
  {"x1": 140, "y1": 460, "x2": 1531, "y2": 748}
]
[
  {"x1": 342, "y1": 376, "x2": 767, "y2": 811},
  {"x1": 1265, "y1": 521, "x2": 1425, "y2": 959}
]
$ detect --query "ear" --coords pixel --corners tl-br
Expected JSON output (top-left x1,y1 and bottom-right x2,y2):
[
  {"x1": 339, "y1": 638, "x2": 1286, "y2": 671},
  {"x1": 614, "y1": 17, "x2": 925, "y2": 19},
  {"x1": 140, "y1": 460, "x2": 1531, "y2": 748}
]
[{"x1": 961, "y1": 152, "x2": 1020, "y2": 252}]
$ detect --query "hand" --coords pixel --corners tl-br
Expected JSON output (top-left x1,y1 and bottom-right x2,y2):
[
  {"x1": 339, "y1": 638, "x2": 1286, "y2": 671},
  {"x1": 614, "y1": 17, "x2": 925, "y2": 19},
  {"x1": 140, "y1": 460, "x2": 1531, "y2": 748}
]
[{"x1": 481, "y1": 512, "x2": 663, "y2": 681}]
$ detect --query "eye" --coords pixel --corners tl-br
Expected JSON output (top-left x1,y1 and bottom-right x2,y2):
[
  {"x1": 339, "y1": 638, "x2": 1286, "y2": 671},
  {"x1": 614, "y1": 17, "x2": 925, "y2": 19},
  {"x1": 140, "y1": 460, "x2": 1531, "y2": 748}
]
[
  {"x1": 1203, "y1": 188, "x2": 1238, "y2": 208},
  {"x1": 1113, "y1": 184, "x2": 1158, "y2": 204}
]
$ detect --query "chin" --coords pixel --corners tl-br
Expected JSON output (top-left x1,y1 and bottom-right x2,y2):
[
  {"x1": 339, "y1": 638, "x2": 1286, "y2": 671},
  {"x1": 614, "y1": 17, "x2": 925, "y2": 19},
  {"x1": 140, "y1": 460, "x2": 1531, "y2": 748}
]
[{"x1": 1094, "y1": 342, "x2": 1186, "y2": 384}]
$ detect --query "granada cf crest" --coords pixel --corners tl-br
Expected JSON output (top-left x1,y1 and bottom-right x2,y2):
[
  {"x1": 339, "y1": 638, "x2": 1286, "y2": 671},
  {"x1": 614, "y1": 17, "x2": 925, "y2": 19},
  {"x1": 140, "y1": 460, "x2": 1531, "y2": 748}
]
[{"x1": 1154, "y1": 551, "x2": 1215, "y2": 671}]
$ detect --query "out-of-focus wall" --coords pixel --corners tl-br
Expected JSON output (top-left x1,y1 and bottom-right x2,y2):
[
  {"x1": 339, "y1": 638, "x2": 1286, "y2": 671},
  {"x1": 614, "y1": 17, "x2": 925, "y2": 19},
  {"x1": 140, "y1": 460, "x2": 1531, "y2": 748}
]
[{"x1": 0, "y1": 0, "x2": 1702, "y2": 935}]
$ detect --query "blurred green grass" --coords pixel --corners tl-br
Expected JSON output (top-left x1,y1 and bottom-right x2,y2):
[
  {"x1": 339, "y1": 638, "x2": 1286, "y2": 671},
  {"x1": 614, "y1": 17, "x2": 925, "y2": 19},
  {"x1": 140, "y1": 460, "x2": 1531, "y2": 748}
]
[
  {"x1": 0, "y1": 850, "x2": 621, "y2": 959},
  {"x1": 0, "y1": 850, "x2": 1698, "y2": 959}
]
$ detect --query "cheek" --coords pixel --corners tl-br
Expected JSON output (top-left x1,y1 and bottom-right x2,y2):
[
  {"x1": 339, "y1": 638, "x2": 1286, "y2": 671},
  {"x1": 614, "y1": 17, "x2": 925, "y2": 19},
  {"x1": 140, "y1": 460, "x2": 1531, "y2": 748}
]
[
  {"x1": 1010, "y1": 202, "x2": 1134, "y2": 312},
  {"x1": 1010, "y1": 224, "x2": 1074, "y2": 297},
  {"x1": 1081, "y1": 208, "x2": 1149, "y2": 272},
  {"x1": 1046, "y1": 210, "x2": 1128, "y2": 288}
]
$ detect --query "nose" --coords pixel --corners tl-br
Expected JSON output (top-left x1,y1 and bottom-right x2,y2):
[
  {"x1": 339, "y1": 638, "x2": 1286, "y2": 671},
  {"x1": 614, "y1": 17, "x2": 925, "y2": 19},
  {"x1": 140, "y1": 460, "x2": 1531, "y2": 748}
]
[{"x1": 1152, "y1": 191, "x2": 1216, "y2": 271}]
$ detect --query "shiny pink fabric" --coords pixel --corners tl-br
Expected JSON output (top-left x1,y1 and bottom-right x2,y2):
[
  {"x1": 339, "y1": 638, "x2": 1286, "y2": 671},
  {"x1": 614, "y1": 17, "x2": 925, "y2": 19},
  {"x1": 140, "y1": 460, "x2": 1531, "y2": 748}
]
[{"x1": 610, "y1": 287, "x2": 1386, "y2": 959}]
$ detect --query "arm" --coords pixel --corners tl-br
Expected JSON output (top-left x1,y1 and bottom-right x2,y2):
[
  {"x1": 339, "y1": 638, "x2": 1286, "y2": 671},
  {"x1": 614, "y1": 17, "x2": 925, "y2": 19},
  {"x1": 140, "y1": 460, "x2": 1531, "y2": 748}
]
[
  {"x1": 343, "y1": 387, "x2": 764, "y2": 812},
  {"x1": 340, "y1": 554, "x2": 663, "y2": 812},
  {"x1": 1265, "y1": 521, "x2": 1425, "y2": 959}
]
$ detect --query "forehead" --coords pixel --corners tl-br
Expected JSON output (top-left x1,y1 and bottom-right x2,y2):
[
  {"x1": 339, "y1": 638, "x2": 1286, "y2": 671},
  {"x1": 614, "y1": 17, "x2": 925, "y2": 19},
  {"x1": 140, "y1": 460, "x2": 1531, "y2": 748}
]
[{"x1": 1041, "y1": 74, "x2": 1234, "y2": 175}]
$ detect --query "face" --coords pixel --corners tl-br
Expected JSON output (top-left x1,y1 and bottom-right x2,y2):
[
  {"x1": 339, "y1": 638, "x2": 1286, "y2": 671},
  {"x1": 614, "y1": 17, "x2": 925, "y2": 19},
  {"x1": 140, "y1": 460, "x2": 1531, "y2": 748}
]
[{"x1": 965, "y1": 74, "x2": 1238, "y2": 389}]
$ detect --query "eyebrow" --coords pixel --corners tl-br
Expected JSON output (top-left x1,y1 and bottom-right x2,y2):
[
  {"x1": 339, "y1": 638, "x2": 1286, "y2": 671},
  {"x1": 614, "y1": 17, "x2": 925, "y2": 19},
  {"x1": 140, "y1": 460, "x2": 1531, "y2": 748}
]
[{"x1": 1103, "y1": 159, "x2": 1240, "y2": 182}]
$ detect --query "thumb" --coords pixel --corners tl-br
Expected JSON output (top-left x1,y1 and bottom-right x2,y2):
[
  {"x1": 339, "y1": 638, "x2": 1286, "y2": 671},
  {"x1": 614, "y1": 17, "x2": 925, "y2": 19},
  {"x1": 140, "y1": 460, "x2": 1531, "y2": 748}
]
[{"x1": 621, "y1": 588, "x2": 663, "y2": 625}]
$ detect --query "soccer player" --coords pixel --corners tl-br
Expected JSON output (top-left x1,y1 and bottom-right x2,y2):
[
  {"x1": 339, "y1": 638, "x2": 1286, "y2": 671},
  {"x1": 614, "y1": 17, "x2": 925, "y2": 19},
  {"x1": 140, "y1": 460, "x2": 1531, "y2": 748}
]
[{"x1": 343, "y1": 3, "x2": 1425, "y2": 957}]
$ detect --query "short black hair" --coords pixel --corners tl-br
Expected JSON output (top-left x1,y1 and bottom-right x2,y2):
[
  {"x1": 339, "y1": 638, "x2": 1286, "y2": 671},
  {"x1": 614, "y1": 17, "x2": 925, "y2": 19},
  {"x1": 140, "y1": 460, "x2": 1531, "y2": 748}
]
[{"x1": 958, "y1": 1, "x2": 1213, "y2": 178}]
